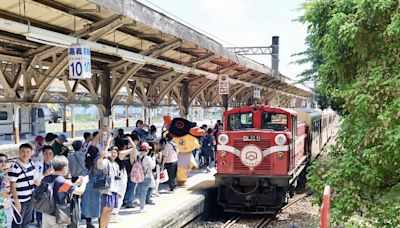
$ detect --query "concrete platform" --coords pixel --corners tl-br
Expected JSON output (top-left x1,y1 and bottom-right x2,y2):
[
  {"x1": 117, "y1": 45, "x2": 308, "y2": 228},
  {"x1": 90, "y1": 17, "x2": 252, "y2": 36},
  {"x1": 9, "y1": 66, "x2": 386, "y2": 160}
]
[{"x1": 78, "y1": 169, "x2": 216, "y2": 228}]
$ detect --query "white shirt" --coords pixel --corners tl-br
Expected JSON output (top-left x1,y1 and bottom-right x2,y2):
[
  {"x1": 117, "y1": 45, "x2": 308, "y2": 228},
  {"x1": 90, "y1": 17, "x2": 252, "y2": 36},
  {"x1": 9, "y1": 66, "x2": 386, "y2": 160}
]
[{"x1": 163, "y1": 141, "x2": 178, "y2": 163}]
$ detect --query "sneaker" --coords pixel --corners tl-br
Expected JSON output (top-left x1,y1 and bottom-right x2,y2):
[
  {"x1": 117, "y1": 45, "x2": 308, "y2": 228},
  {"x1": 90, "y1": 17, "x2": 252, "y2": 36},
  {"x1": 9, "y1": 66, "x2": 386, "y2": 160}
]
[
  {"x1": 109, "y1": 214, "x2": 119, "y2": 223},
  {"x1": 146, "y1": 201, "x2": 156, "y2": 205},
  {"x1": 125, "y1": 203, "x2": 136, "y2": 208},
  {"x1": 87, "y1": 223, "x2": 95, "y2": 228}
]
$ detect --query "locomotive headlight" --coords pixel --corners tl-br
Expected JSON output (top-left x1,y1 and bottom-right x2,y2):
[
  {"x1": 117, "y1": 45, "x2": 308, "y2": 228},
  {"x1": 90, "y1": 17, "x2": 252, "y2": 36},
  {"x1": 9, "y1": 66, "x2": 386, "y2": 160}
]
[
  {"x1": 277, "y1": 152, "x2": 284, "y2": 159},
  {"x1": 275, "y1": 134, "x2": 287, "y2": 145},
  {"x1": 220, "y1": 151, "x2": 227, "y2": 158},
  {"x1": 218, "y1": 134, "x2": 229, "y2": 145}
]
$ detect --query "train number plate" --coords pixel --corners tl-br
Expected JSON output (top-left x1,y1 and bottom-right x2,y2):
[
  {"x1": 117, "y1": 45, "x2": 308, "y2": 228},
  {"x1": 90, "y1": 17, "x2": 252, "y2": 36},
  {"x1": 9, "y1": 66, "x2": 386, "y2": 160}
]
[{"x1": 243, "y1": 135, "x2": 261, "y2": 141}]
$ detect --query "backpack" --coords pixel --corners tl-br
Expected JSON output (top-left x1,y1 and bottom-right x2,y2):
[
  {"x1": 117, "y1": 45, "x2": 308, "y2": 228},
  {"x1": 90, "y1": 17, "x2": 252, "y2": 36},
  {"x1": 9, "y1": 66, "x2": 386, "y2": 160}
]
[
  {"x1": 32, "y1": 177, "x2": 56, "y2": 214},
  {"x1": 130, "y1": 156, "x2": 144, "y2": 183},
  {"x1": 201, "y1": 134, "x2": 214, "y2": 152}
]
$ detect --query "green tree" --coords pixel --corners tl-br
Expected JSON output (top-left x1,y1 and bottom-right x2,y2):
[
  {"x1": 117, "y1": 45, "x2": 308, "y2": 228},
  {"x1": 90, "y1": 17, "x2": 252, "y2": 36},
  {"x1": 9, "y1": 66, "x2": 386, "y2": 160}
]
[{"x1": 299, "y1": 0, "x2": 400, "y2": 226}]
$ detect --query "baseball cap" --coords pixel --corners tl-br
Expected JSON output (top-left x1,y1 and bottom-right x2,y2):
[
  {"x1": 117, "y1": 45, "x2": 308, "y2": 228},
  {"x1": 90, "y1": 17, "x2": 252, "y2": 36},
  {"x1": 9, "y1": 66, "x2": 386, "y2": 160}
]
[
  {"x1": 35, "y1": 135, "x2": 44, "y2": 142},
  {"x1": 140, "y1": 142, "x2": 152, "y2": 150},
  {"x1": 58, "y1": 134, "x2": 68, "y2": 142}
]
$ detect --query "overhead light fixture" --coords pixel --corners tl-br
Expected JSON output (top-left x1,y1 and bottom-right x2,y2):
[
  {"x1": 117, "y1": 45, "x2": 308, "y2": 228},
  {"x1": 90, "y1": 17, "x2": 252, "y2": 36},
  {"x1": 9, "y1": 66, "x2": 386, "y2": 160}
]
[
  {"x1": 173, "y1": 66, "x2": 190, "y2": 74},
  {"x1": 25, "y1": 32, "x2": 72, "y2": 48}
]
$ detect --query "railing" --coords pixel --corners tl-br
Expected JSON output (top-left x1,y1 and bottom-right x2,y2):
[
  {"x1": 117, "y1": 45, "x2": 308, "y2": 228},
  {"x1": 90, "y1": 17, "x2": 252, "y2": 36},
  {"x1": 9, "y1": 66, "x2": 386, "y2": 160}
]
[{"x1": 320, "y1": 185, "x2": 331, "y2": 228}]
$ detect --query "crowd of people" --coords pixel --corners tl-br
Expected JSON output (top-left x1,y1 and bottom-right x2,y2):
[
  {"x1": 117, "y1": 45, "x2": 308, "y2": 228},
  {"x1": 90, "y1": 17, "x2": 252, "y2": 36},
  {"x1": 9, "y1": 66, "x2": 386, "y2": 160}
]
[{"x1": 0, "y1": 119, "x2": 223, "y2": 228}]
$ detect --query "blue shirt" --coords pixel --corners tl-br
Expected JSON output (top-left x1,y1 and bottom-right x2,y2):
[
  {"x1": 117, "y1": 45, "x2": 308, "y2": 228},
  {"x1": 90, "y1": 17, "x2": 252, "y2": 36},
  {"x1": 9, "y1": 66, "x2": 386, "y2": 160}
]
[
  {"x1": 67, "y1": 151, "x2": 87, "y2": 178},
  {"x1": 134, "y1": 127, "x2": 148, "y2": 142}
]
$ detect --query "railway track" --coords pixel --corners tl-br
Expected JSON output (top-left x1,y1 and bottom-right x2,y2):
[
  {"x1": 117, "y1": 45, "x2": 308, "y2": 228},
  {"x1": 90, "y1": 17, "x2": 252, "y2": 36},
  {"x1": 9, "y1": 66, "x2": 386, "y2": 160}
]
[{"x1": 221, "y1": 193, "x2": 310, "y2": 228}]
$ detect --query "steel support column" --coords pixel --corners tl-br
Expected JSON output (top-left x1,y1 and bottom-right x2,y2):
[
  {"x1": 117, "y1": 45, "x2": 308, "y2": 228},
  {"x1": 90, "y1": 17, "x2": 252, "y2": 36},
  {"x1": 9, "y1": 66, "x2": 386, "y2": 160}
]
[
  {"x1": 98, "y1": 105, "x2": 103, "y2": 130},
  {"x1": 126, "y1": 105, "x2": 129, "y2": 127},
  {"x1": 271, "y1": 36, "x2": 280, "y2": 78},
  {"x1": 143, "y1": 107, "x2": 148, "y2": 125},
  {"x1": 62, "y1": 104, "x2": 67, "y2": 133},
  {"x1": 31, "y1": 107, "x2": 38, "y2": 136},
  {"x1": 71, "y1": 105, "x2": 75, "y2": 138},
  {"x1": 148, "y1": 108, "x2": 153, "y2": 125},
  {"x1": 13, "y1": 104, "x2": 19, "y2": 144},
  {"x1": 111, "y1": 106, "x2": 115, "y2": 129}
]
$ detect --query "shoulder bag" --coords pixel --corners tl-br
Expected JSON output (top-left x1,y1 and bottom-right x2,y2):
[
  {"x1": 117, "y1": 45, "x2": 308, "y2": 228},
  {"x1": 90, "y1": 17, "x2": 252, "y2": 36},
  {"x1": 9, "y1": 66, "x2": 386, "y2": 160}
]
[
  {"x1": 93, "y1": 161, "x2": 111, "y2": 191},
  {"x1": 54, "y1": 192, "x2": 72, "y2": 225}
]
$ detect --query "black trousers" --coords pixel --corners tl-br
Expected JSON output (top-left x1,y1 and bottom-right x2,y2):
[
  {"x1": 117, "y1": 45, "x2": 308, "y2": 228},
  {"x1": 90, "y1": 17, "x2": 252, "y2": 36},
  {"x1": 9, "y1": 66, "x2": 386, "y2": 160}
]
[
  {"x1": 165, "y1": 162, "x2": 177, "y2": 190},
  {"x1": 202, "y1": 149, "x2": 215, "y2": 167}
]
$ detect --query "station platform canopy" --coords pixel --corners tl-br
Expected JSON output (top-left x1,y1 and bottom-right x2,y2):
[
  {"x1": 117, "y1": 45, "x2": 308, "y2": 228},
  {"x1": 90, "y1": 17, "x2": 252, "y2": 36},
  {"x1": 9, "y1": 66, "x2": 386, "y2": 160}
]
[{"x1": 0, "y1": 0, "x2": 311, "y2": 111}]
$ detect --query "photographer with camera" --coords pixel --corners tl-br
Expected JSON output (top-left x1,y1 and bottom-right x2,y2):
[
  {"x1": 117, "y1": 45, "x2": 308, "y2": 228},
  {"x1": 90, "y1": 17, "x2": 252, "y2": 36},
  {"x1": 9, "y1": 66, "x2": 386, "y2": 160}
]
[
  {"x1": 133, "y1": 120, "x2": 149, "y2": 142},
  {"x1": 110, "y1": 135, "x2": 139, "y2": 222},
  {"x1": 96, "y1": 133, "x2": 119, "y2": 228}
]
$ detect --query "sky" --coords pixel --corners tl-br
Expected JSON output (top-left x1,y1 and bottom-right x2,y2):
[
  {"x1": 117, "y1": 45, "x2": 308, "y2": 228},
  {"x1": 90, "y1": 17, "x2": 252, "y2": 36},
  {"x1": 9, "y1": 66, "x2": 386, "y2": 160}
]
[{"x1": 137, "y1": 0, "x2": 310, "y2": 80}]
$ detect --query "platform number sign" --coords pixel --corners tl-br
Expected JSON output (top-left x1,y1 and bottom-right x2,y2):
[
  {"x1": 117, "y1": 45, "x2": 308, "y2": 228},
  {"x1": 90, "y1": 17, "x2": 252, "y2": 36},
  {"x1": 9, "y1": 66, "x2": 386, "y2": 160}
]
[
  {"x1": 218, "y1": 74, "x2": 229, "y2": 95},
  {"x1": 253, "y1": 87, "x2": 261, "y2": 99},
  {"x1": 68, "y1": 44, "x2": 91, "y2": 79}
]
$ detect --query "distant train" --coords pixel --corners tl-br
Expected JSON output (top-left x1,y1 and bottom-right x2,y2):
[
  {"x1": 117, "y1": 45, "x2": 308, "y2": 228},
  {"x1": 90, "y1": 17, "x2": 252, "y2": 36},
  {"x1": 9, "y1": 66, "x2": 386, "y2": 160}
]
[
  {"x1": 0, "y1": 104, "x2": 46, "y2": 136},
  {"x1": 215, "y1": 105, "x2": 337, "y2": 214}
]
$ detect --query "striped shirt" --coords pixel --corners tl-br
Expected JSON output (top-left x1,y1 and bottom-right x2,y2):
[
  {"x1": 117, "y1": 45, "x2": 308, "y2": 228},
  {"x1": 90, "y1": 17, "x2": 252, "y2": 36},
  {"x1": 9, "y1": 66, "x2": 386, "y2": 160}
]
[{"x1": 8, "y1": 160, "x2": 37, "y2": 202}]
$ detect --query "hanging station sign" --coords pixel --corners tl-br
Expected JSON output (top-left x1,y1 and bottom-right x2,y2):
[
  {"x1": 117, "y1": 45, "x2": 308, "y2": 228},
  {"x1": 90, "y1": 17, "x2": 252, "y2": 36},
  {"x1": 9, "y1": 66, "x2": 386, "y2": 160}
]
[
  {"x1": 68, "y1": 44, "x2": 92, "y2": 79},
  {"x1": 253, "y1": 87, "x2": 262, "y2": 99},
  {"x1": 218, "y1": 74, "x2": 229, "y2": 95}
]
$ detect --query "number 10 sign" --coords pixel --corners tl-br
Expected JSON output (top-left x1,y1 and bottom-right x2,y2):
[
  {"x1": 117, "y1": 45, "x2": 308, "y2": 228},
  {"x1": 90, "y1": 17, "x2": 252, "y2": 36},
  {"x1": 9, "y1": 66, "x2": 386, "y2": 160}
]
[{"x1": 68, "y1": 44, "x2": 92, "y2": 79}]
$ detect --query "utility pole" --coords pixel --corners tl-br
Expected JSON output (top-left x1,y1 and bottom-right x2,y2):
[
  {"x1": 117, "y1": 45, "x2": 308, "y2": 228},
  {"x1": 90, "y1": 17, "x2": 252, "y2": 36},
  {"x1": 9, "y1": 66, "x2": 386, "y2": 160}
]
[{"x1": 227, "y1": 36, "x2": 280, "y2": 78}]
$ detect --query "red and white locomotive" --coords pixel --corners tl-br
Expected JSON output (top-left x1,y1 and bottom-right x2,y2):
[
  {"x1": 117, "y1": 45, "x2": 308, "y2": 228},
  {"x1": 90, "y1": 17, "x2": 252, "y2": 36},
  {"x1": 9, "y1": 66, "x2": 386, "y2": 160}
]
[{"x1": 215, "y1": 105, "x2": 336, "y2": 214}]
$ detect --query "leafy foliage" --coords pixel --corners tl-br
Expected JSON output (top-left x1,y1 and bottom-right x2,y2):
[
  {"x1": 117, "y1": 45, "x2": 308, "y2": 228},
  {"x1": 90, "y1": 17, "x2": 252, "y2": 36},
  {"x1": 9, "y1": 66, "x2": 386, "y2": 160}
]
[{"x1": 300, "y1": 0, "x2": 400, "y2": 226}]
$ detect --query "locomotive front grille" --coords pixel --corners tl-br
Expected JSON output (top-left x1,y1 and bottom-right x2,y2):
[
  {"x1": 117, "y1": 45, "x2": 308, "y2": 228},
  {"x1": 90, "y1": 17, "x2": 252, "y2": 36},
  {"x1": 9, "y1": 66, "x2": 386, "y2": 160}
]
[
  {"x1": 233, "y1": 139, "x2": 271, "y2": 171},
  {"x1": 233, "y1": 156, "x2": 271, "y2": 171}
]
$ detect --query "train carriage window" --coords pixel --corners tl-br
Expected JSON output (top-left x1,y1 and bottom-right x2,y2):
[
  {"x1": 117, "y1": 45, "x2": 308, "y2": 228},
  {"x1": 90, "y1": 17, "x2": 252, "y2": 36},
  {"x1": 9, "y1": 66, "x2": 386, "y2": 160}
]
[
  {"x1": 227, "y1": 112, "x2": 253, "y2": 130},
  {"x1": 313, "y1": 120, "x2": 320, "y2": 138},
  {"x1": 0, "y1": 111, "x2": 7, "y2": 120},
  {"x1": 322, "y1": 118, "x2": 327, "y2": 129},
  {"x1": 261, "y1": 112, "x2": 288, "y2": 131}
]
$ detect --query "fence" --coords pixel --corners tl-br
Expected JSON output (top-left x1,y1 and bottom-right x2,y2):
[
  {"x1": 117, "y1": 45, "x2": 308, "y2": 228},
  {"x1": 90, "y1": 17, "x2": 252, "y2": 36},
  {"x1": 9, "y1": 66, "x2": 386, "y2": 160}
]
[{"x1": 320, "y1": 185, "x2": 331, "y2": 228}]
